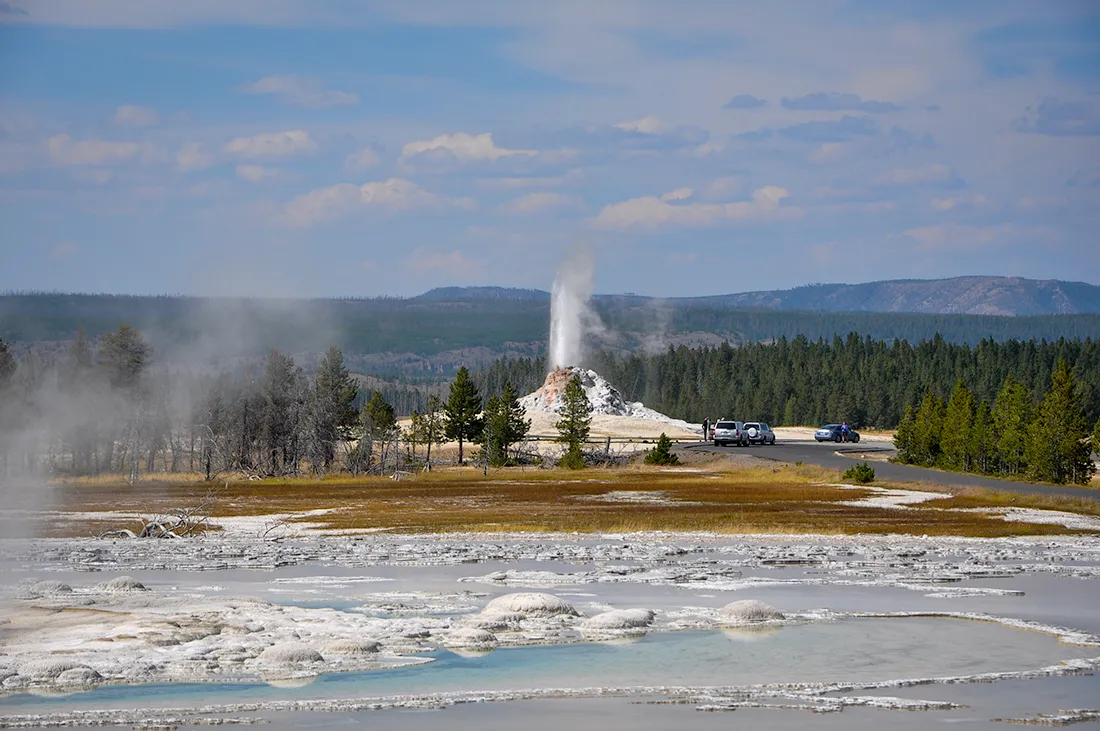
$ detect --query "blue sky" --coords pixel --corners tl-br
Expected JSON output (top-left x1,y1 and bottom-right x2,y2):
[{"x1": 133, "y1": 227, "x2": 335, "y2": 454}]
[{"x1": 1, "y1": 1, "x2": 1098, "y2": 297}]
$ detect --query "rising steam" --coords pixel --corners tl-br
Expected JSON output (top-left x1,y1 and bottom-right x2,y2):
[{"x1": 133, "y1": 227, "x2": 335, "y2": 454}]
[{"x1": 548, "y1": 243, "x2": 603, "y2": 371}]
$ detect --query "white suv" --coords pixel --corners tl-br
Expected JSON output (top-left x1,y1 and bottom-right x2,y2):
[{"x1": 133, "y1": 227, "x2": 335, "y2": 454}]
[
  {"x1": 743, "y1": 422, "x2": 775, "y2": 445},
  {"x1": 712, "y1": 420, "x2": 747, "y2": 447}
]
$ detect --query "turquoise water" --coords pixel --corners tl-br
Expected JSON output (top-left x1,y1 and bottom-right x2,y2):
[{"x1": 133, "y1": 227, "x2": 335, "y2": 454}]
[{"x1": 3, "y1": 617, "x2": 1092, "y2": 713}]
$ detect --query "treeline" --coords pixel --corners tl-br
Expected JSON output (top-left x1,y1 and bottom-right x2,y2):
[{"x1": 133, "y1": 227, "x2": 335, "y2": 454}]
[
  {"x1": 896, "y1": 364, "x2": 1099, "y2": 485},
  {"x1": 476, "y1": 335, "x2": 1100, "y2": 430},
  {"x1": 0, "y1": 328, "x2": 440, "y2": 480}
]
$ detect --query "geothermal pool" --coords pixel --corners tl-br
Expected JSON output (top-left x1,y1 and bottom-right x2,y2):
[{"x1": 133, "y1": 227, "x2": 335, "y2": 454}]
[{"x1": 2, "y1": 532, "x2": 1099, "y2": 729}]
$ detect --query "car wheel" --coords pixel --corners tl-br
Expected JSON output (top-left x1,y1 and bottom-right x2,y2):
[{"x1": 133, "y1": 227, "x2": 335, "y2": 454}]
[
  {"x1": 852, "y1": 435, "x2": 860, "y2": 443},
  {"x1": 834, "y1": 435, "x2": 842, "y2": 443}
]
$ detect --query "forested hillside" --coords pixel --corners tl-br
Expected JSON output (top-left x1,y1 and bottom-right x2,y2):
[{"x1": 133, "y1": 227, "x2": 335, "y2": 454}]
[
  {"x1": 476, "y1": 336, "x2": 1100, "y2": 430},
  {"x1": 4, "y1": 294, "x2": 1100, "y2": 377}
]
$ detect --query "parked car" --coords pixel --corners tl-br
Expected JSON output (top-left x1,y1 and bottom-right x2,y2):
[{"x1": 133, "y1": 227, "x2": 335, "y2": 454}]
[
  {"x1": 743, "y1": 422, "x2": 775, "y2": 445},
  {"x1": 814, "y1": 424, "x2": 861, "y2": 443},
  {"x1": 712, "y1": 420, "x2": 747, "y2": 447}
]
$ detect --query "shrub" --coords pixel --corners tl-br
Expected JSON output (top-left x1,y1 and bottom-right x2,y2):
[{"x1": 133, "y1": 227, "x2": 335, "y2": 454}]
[
  {"x1": 644, "y1": 433, "x2": 680, "y2": 466},
  {"x1": 558, "y1": 449, "x2": 585, "y2": 470},
  {"x1": 842, "y1": 461, "x2": 875, "y2": 484}
]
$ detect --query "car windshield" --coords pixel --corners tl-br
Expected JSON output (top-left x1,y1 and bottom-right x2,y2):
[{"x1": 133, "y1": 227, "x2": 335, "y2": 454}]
[
  {"x1": 820, "y1": 424, "x2": 838, "y2": 430},
  {"x1": 715, "y1": 421, "x2": 737, "y2": 429}
]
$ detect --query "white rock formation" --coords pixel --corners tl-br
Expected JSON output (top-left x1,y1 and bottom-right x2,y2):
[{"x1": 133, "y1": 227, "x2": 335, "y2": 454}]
[
  {"x1": 581, "y1": 608, "x2": 655, "y2": 630},
  {"x1": 718, "y1": 599, "x2": 785, "y2": 624},
  {"x1": 441, "y1": 627, "x2": 498, "y2": 650},
  {"x1": 323, "y1": 640, "x2": 380, "y2": 655},
  {"x1": 519, "y1": 367, "x2": 680, "y2": 425},
  {"x1": 258, "y1": 643, "x2": 325, "y2": 664},
  {"x1": 482, "y1": 592, "x2": 580, "y2": 618},
  {"x1": 96, "y1": 576, "x2": 148, "y2": 593}
]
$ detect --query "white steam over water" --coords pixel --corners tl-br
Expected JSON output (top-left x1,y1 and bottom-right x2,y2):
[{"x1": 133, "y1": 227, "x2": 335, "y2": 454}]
[{"x1": 548, "y1": 244, "x2": 601, "y2": 370}]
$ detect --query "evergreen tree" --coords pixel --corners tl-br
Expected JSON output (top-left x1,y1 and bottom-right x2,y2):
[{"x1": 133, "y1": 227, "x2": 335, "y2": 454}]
[
  {"x1": 644, "y1": 433, "x2": 680, "y2": 466},
  {"x1": 0, "y1": 338, "x2": 13, "y2": 388},
  {"x1": 993, "y1": 376, "x2": 1032, "y2": 475},
  {"x1": 482, "y1": 381, "x2": 530, "y2": 467},
  {"x1": 893, "y1": 405, "x2": 916, "y2": 464},
  {"x1": 940, "y1": 380, "x2": 975, "y2": 471},
  {"x1": 556, "y1": 373, "x2": 592, "y2": 469},
  {"x1": 308, "y1": 347, "x2": 358, "y2": 471},
  {"x1": 1093, "y1": 416, "x2": 1100, "y2": 462},
  {"x1": 968, "y1": 401, "x2": 995, "y2": 474},
  {"x1": 97, "y1": 324, "x2": 150, "y2": 390},
  {"x1": 911, "y1": 390, "x2": 945, "y2": 466},
  {"x1": 1026, "y1": 360, "x2": 1095, "y2": 485},
  {"x1": 444, "y1": 366, "x2": 484, "y2": 465},
  {"x1": 259, "y1": 349, "x2": 303, "y2": 475}
]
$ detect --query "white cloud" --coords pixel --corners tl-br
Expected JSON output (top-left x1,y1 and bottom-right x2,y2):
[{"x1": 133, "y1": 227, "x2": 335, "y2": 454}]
[
  {"x1": 282, "y1": 178, "x2": 473, "y2": 227},
  {"x1": 114, "y1": 105, "x2": 158, "y2": 126},
  {"x1": 48, "y1": 134, "x2": 139, "y2": 166},
  {"x1": 594, "y1": 186, "x2": 801, "y2": 230},
  {"x1": 345, "y1": 147, "x2": 380, "y2": 171},
  {"x1": 177, "y1": 142, "x2": 216, "y2": 172},
  {"x1": 809, "y1": 142, "x2": 848, "y2": 164},
  {"x1": 930, "y1": 194, "x2": 993, "y2": 211},
  {"x1": 225, "y1": 130, "x2": 317, "y2": 158},
  {"x1": 475, "y1": 169, "x2": 583, "y2": 190},
  {"x1": 660, "y1": 187, "x2": 693, "y2": 202},
  {"x1": 400, "y1": 132, "x2": 535, "y2": 163},
  {"x1": 902, "y1": 224, "x2": 1010, "y2": 250},
  {"x1": 405, "y1": 247, "x2": 485, "y2": 278},
  {"x1": 878, "y1": 162, "x2": 953, "y2": 184},
  {"x1": 237, "y1": 75, "x2": 358, "y2": 108},
  {"x1": 688, "y1": 141, "x2": 725, "y2": 157},
  {"x1": 702, "y1": 177, "x2": 740, "y2": 201},
  {"x1": 615, "y1": 116, "x2": 672, "y2": 134},
  {"x1": 236, "y1": 164, "x2": 279, "y2": 182},
  {"x1": 496, "y1": 191, "x2": 581, "y2": 215}
]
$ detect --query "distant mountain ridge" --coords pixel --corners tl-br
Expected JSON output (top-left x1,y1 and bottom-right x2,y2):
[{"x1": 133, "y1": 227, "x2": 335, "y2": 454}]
[{"x1": 419, "y1": 277, "x2": 1100, "y2": 316}]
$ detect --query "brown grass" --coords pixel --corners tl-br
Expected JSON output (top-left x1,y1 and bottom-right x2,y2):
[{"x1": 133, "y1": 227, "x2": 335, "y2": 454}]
[{"x1": 36, "y1": 462, "x2": 1099, "y2": 539}]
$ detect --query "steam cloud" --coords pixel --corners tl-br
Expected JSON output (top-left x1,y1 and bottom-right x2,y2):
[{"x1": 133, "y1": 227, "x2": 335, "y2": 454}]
[{"x1": 548, "y1": 243, "x2": 603, "y2": 370}]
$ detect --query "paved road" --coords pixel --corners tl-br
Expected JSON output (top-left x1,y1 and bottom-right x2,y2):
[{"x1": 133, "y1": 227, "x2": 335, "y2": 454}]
[{"x1": 681, "y1": 439, "x2": 1100, "y2": 502}]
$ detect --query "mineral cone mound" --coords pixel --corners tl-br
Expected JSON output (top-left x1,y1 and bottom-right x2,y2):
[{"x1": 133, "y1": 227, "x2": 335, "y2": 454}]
[{"x1": 518, "y1": 366, "x2": 678, "y2": 424}]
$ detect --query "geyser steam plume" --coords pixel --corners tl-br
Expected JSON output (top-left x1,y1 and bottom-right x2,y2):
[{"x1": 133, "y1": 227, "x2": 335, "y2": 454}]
[{"x1": 548, "y1": 243, "x2": 600, "y2": 370}]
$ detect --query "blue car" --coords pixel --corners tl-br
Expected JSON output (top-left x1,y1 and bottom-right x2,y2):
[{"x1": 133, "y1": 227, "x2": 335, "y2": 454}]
[{"x1": 814, "y1": 424, "x2": 860, "y2": 443}]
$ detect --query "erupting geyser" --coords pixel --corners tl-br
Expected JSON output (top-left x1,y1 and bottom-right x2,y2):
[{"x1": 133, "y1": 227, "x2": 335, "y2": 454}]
[{"x1": 548, "y1": 243, "x2": 597, "y2": 371}]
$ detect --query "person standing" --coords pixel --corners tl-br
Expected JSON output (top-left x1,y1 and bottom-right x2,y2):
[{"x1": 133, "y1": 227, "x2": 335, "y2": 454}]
[
  {"x1": 702, "y1": 417, "x2": 710, "y2": 441},
  {"x1": 840, "y1": 421, "x2": 850, "y2": 443}
]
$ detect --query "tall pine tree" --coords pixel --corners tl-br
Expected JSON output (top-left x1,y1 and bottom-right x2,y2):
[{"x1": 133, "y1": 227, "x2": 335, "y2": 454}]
[
  {"x1": 556, "y1": 373, "x2": 592, "y2": 469},
  {"x1": 444, "y1": 366, "x2": 484, "y2": 465},
  {"x1": 1026, "y1": 360, "x2": 1095, "y2": 485},
  {"x1": 993, "y1": 376, "x2": 1031, "y2": 475},
  {"x1": 482, "y1": 381, "x2": 531, "y2": 467},
  {"x1": 940, "y1": 380, "x2": 975, "y2": 471}
]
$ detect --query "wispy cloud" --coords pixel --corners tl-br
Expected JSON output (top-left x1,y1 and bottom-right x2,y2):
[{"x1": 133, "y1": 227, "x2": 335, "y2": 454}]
[
  {"x1": 344, "y1": 147, "x2": 380, "y2": 171},
  {"x1": 776, "y1": 115, "x2": 877, "y2": 143},
  {"x1": 594, "y1": 186, "x2": 801, "y2": 231},
  {"x1": 282, "y1": 178, "x2": 474, "y2": 227},
  {"x1": 401, "y1": 132, "x2": 535, "y2": 164},
  {"x1": 236, "y1": 164, "x2": 279, "y2": 182},
  {"x1": 225, "y1": 130, "x2": 317, "y2": 158},
  {"x1": 723, "y1": 94, "x2": 767, "y2": 109},
  {"x1": 237, "y1": 75, "x2": 358, "y2": 108},
  {"x1": 878, "y1": 162, "x2": 955, "y2": 185},
  {"x1": 114, "y1": 105, "x2": 157, "y2": 126},
  {"x1": 496, "y1": 191, "x2": 581, "y2": 215},
  {"x1": 177, "y1": 142, "x2": 216, "y2": 172},
  {"x1": 48, "y1": 134, "x2": 139, "y2": 166},
  {"x1": 781, "y1": 92, "x2": 901, "y2": 113},
  {"x1": 1012, "y1": 98, "x2": 1100, "y2": 137}
]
